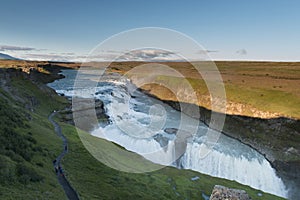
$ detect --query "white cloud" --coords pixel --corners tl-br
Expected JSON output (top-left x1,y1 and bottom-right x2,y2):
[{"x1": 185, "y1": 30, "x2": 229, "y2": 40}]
[
  {"x1": 197, "y1": 50, "x2": 219, "y2": 54},
  {"x1": 72, "y1": 49, "x2": 184, "y2": 62},
  {"x1": 19, "y1": 53, "x2": 75, "y2": 62},
  {"x1": 0, "y1": 45, "x2": 37, "y2": 51},
  {"x1": 13, "y1": 49, "x2": 208, "y2": 62},
  {"x1": 236, "y1": 49, "x2": 247, "y2": 55}
]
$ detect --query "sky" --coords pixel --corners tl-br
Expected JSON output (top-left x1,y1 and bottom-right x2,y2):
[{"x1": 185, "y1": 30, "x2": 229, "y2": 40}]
[{"x1": 0, "y1": 0, "x2": 300, "y2": 61}]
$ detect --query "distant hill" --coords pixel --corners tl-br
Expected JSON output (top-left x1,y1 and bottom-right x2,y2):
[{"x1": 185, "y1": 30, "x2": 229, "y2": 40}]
[{"x1": 0, "y1": 53, "x2": 19, "y2": 60}]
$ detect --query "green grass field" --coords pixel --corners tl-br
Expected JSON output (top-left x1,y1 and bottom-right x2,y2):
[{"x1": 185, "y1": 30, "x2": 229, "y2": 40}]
[{"x1": 108, "y1": 61, "x2": 300, "y2": 119}]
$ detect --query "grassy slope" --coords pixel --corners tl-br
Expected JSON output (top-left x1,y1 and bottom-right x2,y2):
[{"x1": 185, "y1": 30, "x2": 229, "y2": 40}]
[{"x1": 0, "y1": 73, "x2": 68, "y2": 199}]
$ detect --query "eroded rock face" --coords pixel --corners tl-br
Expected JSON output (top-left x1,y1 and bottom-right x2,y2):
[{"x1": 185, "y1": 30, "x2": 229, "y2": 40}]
[
  {"x1": 156, "y1": 99, "x2": 300, "y2": 197},
  {"x1": 66, "y1": 97, "x2": 109, "y2": 131},
  {"x1": 209, "y1": 185, "x2": 251, "y2": 200}
]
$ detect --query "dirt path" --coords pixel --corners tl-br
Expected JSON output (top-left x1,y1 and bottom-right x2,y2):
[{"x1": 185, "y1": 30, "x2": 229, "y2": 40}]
[{"x1": 49, "y1": 111, "x2": 80, "y2": 200}]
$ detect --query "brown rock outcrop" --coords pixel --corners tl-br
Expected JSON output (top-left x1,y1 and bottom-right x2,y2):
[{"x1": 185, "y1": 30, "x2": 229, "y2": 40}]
[{"x1": 210, "y1": 185, "x2": 251, "y2": 200}]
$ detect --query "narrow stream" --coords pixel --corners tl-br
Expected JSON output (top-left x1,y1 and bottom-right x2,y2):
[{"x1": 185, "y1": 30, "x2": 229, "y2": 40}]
[{"x1": 48, "y1": 69, "x2": 287, "y2": 198}]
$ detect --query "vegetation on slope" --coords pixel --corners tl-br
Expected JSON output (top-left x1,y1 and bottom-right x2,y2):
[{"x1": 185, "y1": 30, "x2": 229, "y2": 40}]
[{"x1": 0, "y1": 69, "x2": 67, "y2": 199}]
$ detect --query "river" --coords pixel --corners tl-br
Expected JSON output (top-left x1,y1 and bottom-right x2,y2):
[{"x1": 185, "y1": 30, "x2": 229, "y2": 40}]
[{"x1": 48, "y1": 69, "x2": 287, "y2": 198}]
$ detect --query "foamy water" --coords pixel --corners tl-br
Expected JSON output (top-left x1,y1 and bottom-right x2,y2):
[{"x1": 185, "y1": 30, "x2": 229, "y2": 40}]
[{"x1": 48, "y1": 70, "x2": 288, "y2": 198}]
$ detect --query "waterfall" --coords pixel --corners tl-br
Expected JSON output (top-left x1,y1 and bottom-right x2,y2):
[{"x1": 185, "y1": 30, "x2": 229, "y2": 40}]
[
  {"x1": 180, "y1": 142, "x2": 287, "y2": 197},
  {"x1": 92, "y1": 126, "x2": 176, "y2": 166},
  {"x1": 48, "y1": 70, "x2": 288, "y2": 198}
]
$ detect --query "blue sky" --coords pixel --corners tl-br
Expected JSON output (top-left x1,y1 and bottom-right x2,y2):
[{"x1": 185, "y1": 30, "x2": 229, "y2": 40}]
[{"x1": 0, "y1": 0, "x2": 299, "y2": 61}]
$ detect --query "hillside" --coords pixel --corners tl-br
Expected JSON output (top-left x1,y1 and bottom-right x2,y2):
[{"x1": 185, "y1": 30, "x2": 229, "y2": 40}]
[
  {"x1": 0, "y1": 53, "x2": 18, "y2": 60},
  {"x1": 0, "y1": 68, "x2": 67, "y2": 198}
]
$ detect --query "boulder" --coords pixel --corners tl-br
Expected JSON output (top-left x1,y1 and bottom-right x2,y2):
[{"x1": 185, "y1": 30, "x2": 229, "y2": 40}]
[{"x1": 209, "y1": 185, "x2": 251, "y2": 200}]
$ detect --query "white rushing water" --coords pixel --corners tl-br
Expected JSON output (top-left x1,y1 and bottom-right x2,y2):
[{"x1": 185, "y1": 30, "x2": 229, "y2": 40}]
[{"x1": 48, "y1": 70, "x2": 288, "y2": 198}]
